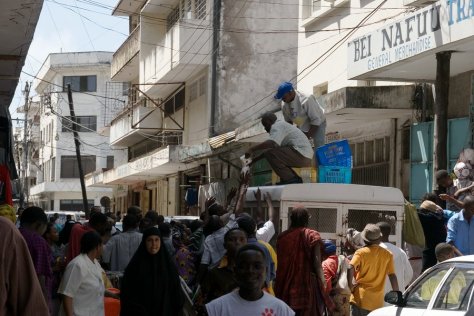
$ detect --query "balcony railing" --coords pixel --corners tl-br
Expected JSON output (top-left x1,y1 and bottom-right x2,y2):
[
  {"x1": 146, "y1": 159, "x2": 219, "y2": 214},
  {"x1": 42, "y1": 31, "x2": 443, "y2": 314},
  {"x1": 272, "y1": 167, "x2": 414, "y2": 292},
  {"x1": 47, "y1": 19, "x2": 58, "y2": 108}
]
[{"x1": 111, "y1": 25, "x2": 140, "y2": 78}]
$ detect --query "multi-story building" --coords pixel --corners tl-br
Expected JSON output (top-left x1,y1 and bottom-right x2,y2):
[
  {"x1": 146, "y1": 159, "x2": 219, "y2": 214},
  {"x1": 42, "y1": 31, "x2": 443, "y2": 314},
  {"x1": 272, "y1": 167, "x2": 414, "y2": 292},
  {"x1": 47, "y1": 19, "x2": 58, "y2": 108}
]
[
  {"x1": 344, "y1": 0, "x2": 474, "y2": 204},
  {"x1": 14, "y1": 96, "x2": 42, "y2": 204},
  {"x1": 29, "y1": 52, "x2": 127, "y2": 212},
  {"x1": 86, "y1": 0, "x2": 300, "y2": 215}
]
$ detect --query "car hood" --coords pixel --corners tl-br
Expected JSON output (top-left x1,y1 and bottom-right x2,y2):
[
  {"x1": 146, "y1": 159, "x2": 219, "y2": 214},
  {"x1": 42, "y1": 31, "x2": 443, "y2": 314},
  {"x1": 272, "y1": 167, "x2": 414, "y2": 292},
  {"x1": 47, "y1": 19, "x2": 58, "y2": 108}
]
[{"x1": 368, "y1": 306, "x2": 402, "y2": 316}]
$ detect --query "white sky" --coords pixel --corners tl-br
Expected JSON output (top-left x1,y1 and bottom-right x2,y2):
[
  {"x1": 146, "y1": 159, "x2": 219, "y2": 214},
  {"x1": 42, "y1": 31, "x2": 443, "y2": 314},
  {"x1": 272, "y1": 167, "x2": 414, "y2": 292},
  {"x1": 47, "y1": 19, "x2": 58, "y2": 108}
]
[{"x1": 10, "y1": 0, "x2": 129, "y2": 125}]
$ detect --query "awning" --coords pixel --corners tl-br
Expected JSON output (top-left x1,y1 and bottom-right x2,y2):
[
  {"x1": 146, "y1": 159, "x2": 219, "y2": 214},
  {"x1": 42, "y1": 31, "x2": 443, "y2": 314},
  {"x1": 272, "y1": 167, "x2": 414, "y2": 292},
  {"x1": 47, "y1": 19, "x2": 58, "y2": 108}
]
[
  {"x1": 30, "y1": 181, "x2": 112, "y2": 195},
  {"x1": 347, "y1": 0, "x2": 474, "y2": 81},
  {"x1": 103, "y1": 145, "x2": 199, "y2": 185}
]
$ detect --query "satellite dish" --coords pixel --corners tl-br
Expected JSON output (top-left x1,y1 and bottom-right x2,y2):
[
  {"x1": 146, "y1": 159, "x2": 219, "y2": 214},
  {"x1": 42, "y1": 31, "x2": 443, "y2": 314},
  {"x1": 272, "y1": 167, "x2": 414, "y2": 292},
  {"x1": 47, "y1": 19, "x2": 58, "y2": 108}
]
[{"x1": 100, "y1": 196, "x2": 111, "y2": 208}]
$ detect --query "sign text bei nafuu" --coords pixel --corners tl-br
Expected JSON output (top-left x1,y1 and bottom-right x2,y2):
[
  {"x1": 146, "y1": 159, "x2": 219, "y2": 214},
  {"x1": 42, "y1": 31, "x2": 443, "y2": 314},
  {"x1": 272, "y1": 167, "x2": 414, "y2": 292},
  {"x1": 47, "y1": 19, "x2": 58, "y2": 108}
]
[{"x1": 347, "y1": 0, "x2": 474, "y2": 79}]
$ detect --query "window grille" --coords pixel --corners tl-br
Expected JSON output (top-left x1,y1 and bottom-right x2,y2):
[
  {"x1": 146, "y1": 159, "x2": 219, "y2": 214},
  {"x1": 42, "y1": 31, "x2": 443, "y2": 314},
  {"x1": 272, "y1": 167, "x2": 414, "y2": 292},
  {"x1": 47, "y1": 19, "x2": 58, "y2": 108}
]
[
  {"x1": 189, "y1": 81, "x2": 198, "y2": 102},
  {"x1": 351, "y1": 137, "x2": 391, "y2": 186},
  {"x1": 167, "y1": 6, "x2": 180, "y2": 31},
  {"x1": 199, "y1": 75, "x2": 207, "y2": 96},
  {"x1": 347, "y1": 209, "x2": 397, "y2": 235},
  {"x1": 289, "y1": 207, "x2": 338, "y2": 233},
  {"x1": 195, "y1": 0, "x2": 207, "y2": 19}
]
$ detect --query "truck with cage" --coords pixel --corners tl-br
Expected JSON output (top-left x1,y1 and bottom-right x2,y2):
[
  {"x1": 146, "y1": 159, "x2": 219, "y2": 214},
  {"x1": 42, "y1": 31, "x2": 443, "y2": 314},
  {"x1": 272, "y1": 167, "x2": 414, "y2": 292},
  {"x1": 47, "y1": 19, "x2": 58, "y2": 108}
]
[{"x1": 245, "y1": 183, "x2": 405, "y2": 250}]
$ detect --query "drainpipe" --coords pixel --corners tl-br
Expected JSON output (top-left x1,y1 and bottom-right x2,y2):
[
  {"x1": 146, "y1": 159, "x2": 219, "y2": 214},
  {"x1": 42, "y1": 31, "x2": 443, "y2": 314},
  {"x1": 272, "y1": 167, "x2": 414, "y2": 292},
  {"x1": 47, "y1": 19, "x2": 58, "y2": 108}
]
[{"x1": 210, "y1": 0, "x2": 221, "y2": 137}]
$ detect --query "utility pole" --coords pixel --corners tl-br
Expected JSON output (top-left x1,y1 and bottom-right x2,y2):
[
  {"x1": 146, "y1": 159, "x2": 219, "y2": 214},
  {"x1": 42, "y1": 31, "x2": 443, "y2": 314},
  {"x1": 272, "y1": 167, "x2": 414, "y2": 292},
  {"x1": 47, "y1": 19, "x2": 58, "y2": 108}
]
[
  {"x1": 20, "y1": 82, "x2": 30, "y2": 208},
  {"x1": 67, "y1": 84, "x2": 90, "y2": 218},
  {"x1": 433, "y1": 51, "x2": 451, "y2": 181}
]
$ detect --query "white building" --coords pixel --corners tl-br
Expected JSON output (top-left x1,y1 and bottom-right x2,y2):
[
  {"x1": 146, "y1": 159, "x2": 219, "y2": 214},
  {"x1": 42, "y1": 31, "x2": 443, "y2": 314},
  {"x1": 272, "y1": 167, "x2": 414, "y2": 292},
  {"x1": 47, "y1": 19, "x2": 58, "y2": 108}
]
[
  {"x1": 29, "y1": 52, "x2": 127, "y2": 212},
  {"x1": 85, "y1": 0, "x2": 300, "y2": 215},
  {"x1": 14, "y1": 96, "x2": 42, "y2": 203},
  {"x1": 346, "y1": 0, "x2": 474, "y2": 203}
]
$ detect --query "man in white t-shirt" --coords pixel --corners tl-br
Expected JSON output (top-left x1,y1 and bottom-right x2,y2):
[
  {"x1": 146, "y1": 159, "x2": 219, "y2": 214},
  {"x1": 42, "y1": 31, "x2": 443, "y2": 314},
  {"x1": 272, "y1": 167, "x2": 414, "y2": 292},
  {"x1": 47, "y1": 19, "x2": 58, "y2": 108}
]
[
  {"x1": 206, "y1": 244, "x2": 294, "y2": 316},
  {"x1": 246, "y1": 112, "x2": 313, "y2": 185},
  {"x1": 275, "y1": 82, "x2": 326, "y2": 149},
  {"x1": 377, "y1": 222, "x2": 413, "y2": 303}
]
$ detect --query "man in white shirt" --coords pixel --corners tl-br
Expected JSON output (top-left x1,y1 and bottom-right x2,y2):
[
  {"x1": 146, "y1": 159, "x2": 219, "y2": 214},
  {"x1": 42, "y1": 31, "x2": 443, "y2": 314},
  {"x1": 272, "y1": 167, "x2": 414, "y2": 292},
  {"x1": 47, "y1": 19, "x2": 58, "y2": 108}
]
[
  {"x1": 246, "y1": 112, "x2": 313, "y2": 185},
  {"x1": 377, "y1": 222, "x2": 413, "y2": 301},
  {"x1": 102, "y1": 214, "x2": 142, "y2": 271},
  {"x1": 275, "y1": 82, "x2": 327, "y2": 149},
  {"x1": 206, "y1": 244, "x2": 294, "y2": 316}
]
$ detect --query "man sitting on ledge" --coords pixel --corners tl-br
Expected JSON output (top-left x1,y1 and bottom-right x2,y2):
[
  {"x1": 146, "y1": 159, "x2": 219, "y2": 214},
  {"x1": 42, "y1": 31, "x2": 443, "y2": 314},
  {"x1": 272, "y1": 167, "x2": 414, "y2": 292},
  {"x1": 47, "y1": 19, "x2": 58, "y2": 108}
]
[{"x1": 246, "y1": 112, "x2": 313, "y2": 185}]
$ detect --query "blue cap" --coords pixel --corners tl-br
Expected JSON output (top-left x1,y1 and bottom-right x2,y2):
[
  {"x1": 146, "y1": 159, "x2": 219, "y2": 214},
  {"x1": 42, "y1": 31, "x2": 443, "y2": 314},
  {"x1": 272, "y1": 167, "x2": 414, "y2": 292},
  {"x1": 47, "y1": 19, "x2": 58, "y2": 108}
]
[
  {"x1": 323, "y1": 239, "x2": 337, "y2": 254},
  {"x1": 274, "y1": 81, "x2": 294, "y2": 99}
]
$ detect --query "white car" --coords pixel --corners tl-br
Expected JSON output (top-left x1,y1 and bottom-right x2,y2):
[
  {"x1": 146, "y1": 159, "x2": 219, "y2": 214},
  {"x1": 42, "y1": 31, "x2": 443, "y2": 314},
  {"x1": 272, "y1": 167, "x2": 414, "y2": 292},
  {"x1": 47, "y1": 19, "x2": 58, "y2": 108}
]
[{"x1": 370, "y1": 255, "x2": 474, "y2": 316}]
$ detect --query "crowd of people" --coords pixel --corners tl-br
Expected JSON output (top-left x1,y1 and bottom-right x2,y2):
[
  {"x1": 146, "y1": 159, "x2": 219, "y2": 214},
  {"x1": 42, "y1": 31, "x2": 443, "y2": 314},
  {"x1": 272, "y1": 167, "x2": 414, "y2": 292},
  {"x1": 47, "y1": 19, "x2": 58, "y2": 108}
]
[
  {"x1": 0, "y1": 173, "x2": 406, "y2": 316},
  {"x1": 2, "y1": 165, "x2": 474, "y2": 316}
]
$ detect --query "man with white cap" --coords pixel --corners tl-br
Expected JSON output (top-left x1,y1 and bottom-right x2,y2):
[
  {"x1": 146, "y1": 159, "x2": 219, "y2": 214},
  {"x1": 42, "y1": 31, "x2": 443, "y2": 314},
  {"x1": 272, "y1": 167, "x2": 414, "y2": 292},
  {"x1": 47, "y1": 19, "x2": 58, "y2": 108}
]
[
  {"x1": 347, "y1": 224, "x2": 399, "y2": 316},
  {"x1": 275, "y1": 81, "x2": 327, "y2": 149}
]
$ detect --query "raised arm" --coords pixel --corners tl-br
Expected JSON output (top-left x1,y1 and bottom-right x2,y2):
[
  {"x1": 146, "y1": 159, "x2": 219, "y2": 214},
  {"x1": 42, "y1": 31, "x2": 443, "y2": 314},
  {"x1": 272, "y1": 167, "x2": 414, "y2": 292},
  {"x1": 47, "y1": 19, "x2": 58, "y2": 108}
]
[
  {"x1": 254, "y1": 188, "x2": 263, "y2": 224},
  {"x1": 439, "y1": 194, "x2": 464, "y2": 209}
]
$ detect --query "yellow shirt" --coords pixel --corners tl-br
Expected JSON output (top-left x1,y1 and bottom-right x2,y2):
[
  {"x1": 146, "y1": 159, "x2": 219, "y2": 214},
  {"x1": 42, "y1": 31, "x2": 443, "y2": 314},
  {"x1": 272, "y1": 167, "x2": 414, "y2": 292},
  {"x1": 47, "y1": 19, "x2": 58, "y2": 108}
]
[{"x1": 350, "y1": 245, "x2": 395, "y2": 311}]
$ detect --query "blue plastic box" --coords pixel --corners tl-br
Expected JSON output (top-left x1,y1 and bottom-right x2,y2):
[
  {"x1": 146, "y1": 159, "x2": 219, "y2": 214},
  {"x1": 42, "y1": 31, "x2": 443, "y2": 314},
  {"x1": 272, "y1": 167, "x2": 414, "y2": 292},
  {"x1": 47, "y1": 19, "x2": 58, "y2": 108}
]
[
  {"x1": 316, "y1": 139, "x2": 352, "y2": 167},
  {"x1": 318, "y1": 166, "x2": 352, "y2": 184}
]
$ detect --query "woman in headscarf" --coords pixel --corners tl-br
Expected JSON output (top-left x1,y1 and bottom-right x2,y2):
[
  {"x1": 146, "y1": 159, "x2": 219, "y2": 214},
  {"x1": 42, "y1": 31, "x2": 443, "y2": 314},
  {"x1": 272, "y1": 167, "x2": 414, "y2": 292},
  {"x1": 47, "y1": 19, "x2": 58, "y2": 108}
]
[{"x1": 120, "y1": 227, "x2": 184, "y2": 316}]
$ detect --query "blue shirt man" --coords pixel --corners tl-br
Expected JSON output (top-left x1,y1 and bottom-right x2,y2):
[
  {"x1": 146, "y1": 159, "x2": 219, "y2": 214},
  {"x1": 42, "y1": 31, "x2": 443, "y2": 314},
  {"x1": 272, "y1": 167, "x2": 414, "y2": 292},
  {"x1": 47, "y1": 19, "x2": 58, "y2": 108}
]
[{"x1": 447, "y1": 196, "x2": 474, "y2": 255}]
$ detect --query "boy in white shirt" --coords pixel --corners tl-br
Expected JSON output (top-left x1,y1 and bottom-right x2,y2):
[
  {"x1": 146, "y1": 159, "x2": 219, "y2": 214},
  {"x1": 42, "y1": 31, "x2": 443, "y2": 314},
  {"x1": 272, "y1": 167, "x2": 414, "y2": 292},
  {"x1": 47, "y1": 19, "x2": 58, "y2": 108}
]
[{"x1": 206, "y1": 244, "x2": 294, "y2": 316}]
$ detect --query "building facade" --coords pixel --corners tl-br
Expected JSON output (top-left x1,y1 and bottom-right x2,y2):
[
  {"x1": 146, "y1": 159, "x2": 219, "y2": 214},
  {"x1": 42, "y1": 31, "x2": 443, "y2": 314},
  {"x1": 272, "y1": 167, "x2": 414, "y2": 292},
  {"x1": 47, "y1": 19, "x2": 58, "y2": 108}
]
[
  {"x1": 86, "y1": 0, "x2": 300, "y2": 215},
  {"x1": 347, "y1": 0, "x2": 474, "y2": 203},
  {"x1": 28, "y1": 52, "x2": 127, "y2": 212}
]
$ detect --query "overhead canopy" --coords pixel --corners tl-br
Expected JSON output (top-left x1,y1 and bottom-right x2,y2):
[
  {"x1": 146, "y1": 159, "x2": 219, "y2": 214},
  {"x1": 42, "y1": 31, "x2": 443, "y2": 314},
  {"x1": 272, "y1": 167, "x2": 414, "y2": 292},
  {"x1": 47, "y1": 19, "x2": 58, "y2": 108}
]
[
  {"x1": 347, "y1": 0, "x2": 474, "y2": 81},
  {"x1": 0, "y1": 0, "x2": 43, "y2": 107}
]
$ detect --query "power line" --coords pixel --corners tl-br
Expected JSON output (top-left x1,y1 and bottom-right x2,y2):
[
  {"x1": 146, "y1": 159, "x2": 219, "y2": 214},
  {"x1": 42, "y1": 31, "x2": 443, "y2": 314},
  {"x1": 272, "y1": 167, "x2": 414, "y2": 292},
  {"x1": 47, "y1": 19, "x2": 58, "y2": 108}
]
[
  {"x1": 49, "y1": 0, "x2": 410, "y2": 34},
  {"x1": 232, "y1": 4, "x2": 405, "y2": 121}
]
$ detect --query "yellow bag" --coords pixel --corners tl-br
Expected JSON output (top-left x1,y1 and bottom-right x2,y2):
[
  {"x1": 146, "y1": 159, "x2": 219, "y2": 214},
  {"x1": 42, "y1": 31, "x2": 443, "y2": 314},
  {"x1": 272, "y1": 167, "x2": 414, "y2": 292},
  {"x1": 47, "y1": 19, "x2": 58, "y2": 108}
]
[
  {"x1": 403, "y1": 201, "x2": 425, "y2": 248},
  {"x1": 0, "y1": 204, "x2": 16, "y2": 224}
]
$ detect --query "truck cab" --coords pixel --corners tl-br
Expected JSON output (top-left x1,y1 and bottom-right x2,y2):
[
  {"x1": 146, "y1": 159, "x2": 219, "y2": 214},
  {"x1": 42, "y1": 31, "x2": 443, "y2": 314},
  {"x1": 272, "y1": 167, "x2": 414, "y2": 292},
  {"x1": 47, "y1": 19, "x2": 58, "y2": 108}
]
[{"x1": 245, "y1": 183, "x2": 405, "y2": 249}]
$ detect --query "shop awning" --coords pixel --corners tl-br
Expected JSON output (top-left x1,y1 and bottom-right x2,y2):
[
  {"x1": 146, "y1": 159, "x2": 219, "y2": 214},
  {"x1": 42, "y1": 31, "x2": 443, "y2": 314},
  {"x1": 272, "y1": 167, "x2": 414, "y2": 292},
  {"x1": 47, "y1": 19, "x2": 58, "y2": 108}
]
[{"x1": 347, "y1": 0, "x2": 474, "y2": 81}]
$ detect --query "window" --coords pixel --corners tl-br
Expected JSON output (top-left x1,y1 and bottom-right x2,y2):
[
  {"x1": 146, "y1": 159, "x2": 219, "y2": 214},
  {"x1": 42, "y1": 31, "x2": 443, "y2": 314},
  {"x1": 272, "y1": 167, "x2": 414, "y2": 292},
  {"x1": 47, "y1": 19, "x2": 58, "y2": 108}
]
[
  {"x1": 59, "y1": 199, "x2": 94, "y2": 212},
  {"x1": 433, "y1": 267, "x2": 474, "y2": 311},
  {"x1": 164, "y1": 88, "x2": 185, "y2": 115},
  {"x1": 405, "y1": 267, "x2": 452, "y2": 308},
  {"x1": 199, "y1": 75, "x2": 207, "y2": 96},
  {"x1": 60, "y1": 155, "x2": 96, "y2": 178},
  {"x1": 122, "y1": 82, "x2": 130, "y2": 96},
  {"x1": 189, "y1": 81, "x2": 198, "y2": 102},
  {"x1": 63, "y1": 75, "x2": 97, "y2": 92},
  {"x1": 62, "y1": 116, "x2": 97, "y2": 132},
  {"x1": 351, "y1": 137, "x2": 391, "y2": 186},
  {"x1": 195, "y1": 0, "x2": 206, "y2": 19},
  {"x1": 167, "y1": 0, "x2": 207, "y2": 30},
  {"x1": 167, "y1": 6, "x2": 180, "y2": 30},
  {"x1": 106, "y1": 156, "x2": 114, "y2": 169},
  {"x1": 402, "y1": 127, "x2": 410, "y2": 160},
  {"x1": 51, "y1": 157, "x2": 55, "y2": 181}
]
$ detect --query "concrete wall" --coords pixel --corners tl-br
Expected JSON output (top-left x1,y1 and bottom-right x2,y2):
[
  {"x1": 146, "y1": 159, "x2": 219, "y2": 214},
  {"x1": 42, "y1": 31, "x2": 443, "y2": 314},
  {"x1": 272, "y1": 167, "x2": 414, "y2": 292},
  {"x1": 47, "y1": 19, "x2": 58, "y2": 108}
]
[
  {"x1": 448, "y1": 70, "x2": 474, "y2": 119},
  {"x1": 183, "y1": 69, "x2": 210, "y2": 145},
  {"x1": 214, "y1": 0, "x2": 299, "y2": 134},
  {"x1": 296, "y1": 0, "x2": 409, "y2": 95}
]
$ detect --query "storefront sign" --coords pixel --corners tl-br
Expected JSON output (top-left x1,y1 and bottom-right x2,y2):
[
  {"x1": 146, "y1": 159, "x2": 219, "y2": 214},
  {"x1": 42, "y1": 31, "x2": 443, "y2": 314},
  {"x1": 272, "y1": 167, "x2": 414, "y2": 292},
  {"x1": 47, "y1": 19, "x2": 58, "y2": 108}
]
[{"x1": 348, "y1": 0, "x2": 474, "y2": 79}]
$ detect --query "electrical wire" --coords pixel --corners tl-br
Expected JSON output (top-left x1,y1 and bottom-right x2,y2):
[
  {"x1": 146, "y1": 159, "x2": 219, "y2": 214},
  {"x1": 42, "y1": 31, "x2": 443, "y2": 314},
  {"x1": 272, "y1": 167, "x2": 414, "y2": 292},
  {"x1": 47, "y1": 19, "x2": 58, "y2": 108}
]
[{"x1": 233, "y1": 3, "x2": 405, "y2": 121}]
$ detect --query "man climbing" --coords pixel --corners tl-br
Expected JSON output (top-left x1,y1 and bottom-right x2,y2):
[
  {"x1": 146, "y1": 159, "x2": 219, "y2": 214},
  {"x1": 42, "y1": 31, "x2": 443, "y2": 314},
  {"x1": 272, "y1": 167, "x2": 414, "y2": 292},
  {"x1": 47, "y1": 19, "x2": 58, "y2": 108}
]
[{"x1": 245, "y1": 112, "x2": 313, "y2": 185}]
